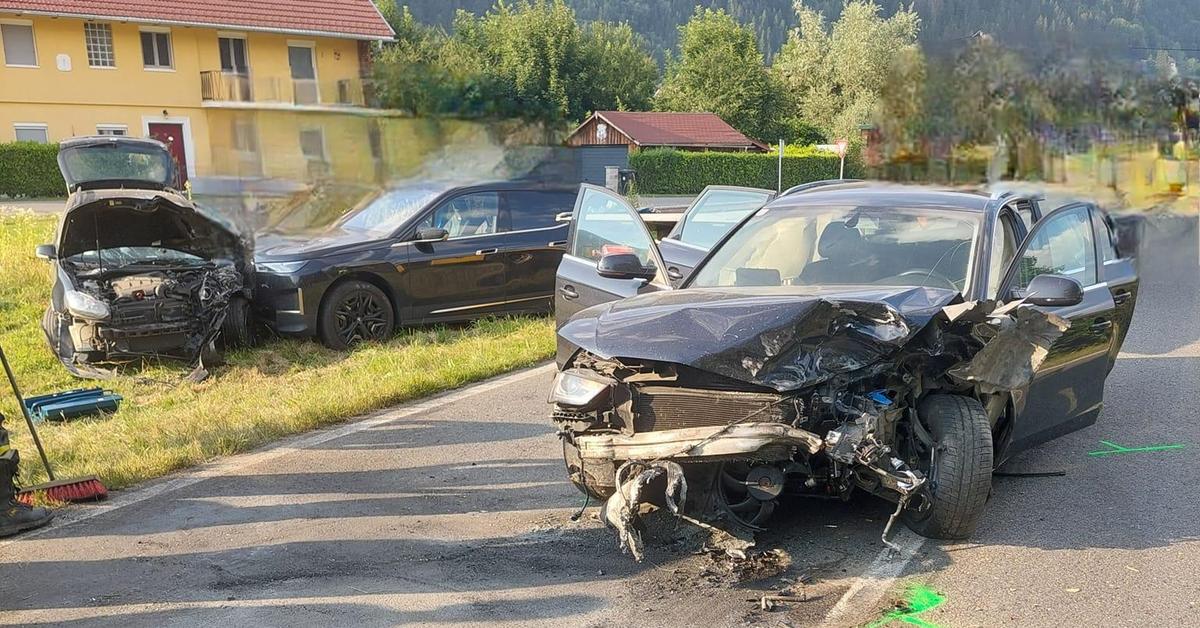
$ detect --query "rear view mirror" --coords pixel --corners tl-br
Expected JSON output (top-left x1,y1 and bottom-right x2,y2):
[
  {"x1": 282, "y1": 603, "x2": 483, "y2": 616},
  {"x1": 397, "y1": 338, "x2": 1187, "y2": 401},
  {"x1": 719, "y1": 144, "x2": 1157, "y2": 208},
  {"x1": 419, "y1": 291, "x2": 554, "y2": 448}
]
[
  {"x1": 597, "y1": 253, "x2": 657, "y2": 282},
  {"x1": 35, "y1": 244, "x2": 56, "y2": 260},
  {"x1": 1021, "y1": 274, "x2": 1084, "y2": 307},
  {"x1": 412, "y1": 227, "x2": 449, "y2": 244}
]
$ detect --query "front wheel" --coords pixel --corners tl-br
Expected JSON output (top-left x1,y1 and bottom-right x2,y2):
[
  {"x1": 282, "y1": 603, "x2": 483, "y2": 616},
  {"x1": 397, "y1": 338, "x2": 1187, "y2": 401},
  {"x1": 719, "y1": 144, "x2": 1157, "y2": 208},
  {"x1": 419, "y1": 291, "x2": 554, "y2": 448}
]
[
  {"x1": 902, "y1": 394, "x2": 993, "y2": 540},
  {"x1": 317, "y1": 280, "x2": 395, "y2": 350}
]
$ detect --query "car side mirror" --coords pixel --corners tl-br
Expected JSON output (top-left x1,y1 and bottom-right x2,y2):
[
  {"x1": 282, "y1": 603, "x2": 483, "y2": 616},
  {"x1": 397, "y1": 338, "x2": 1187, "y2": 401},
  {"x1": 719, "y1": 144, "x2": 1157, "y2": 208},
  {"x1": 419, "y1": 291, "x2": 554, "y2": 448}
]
[
  {"x1": 35, "y1": 244, "x2": 56, "y2": 260},
  {"x1": 412, "y1": 227, "x2": 448, "y2": 244},
  {"x1": 1018, "y1": 274, "x2": 1084, "y2": 307},
  {"x1": 597, "y1": 253, "x2": 657, "y2": 282}
]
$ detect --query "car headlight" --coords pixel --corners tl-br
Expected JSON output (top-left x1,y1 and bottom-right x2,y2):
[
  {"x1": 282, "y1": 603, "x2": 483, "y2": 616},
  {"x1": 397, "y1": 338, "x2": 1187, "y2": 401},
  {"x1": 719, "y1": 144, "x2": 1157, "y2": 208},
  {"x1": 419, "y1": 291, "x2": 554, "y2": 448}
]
[
  {"x1": 64, "y1": 290, "x2": 110, "y2": 321},
  {"x1": 256, "y1": 260, "x2": 309, "y2": 274},
  {"x1": 548, "y1": 369, "x2": 613, "y2": 409}
]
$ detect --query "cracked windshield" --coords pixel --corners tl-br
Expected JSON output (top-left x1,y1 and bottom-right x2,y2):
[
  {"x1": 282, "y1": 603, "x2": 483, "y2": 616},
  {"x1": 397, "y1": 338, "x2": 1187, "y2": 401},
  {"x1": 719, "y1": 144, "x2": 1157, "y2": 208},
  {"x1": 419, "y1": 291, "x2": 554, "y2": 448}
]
[{"x1": 0, "y1": 1, "x2": 1196, "y2": 626}]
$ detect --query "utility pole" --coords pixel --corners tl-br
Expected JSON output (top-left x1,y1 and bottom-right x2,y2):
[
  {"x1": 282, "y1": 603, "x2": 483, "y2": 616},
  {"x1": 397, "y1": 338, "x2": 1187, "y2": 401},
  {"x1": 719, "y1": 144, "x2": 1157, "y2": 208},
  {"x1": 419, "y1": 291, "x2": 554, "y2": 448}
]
[{"x1": 778, "y1": 139, "x2": 784, "y2": 192}]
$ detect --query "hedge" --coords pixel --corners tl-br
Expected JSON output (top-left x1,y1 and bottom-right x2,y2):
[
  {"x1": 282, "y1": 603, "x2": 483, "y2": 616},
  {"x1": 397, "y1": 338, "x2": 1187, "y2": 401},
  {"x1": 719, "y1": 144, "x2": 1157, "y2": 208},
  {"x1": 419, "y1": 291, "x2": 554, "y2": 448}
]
[
  {"x1": 629, "y1": 147, "x2": 864, "y2": 195},
  {"x1": 0, "y1": 142, "x2": 65, "y2": 198}
]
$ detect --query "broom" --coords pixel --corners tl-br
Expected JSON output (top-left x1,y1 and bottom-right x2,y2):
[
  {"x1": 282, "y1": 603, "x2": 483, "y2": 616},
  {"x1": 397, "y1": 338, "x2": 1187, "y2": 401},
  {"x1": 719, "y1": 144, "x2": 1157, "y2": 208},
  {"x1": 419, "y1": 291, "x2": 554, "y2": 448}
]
[{"x1": 0, "y1": 344, "x2": 107, "y2": 504}]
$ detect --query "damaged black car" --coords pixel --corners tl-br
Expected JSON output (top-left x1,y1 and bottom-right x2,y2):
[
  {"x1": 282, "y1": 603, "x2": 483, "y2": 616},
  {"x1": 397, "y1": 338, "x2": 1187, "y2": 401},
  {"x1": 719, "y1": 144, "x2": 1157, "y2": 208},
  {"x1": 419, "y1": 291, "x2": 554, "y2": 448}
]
[
  {"x1": 550, "y1": 182, "x2": 1138, "y2": 560},
  {"x1": 36, "y1": 137, "x2": 254, "y2": 377}
]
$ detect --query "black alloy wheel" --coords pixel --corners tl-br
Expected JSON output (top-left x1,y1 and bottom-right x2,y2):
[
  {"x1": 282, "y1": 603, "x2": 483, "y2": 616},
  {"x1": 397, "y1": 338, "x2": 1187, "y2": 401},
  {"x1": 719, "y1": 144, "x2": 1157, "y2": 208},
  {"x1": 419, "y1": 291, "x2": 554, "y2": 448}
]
[{"x1": 318, "y1": 280, "x2": 396, "y2": 350}]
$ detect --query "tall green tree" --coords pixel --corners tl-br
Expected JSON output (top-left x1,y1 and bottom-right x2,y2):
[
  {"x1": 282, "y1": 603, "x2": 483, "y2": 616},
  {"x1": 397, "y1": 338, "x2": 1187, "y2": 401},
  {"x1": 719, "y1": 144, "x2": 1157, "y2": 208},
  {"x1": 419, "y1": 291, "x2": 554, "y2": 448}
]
[
  {"x1": 655, "y1": 8, "x2": 784, "y2": 141},
  {"x1": 775, "y1": 1, "x2": 921, "y2": 142}
]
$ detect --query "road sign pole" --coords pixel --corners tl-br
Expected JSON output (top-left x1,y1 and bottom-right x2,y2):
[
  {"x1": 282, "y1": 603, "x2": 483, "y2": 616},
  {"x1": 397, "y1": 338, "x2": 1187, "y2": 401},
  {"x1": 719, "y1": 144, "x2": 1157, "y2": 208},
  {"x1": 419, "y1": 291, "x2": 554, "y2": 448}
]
[{"x1": 778, "y1": 139, "x2": 784, "y2": 192}]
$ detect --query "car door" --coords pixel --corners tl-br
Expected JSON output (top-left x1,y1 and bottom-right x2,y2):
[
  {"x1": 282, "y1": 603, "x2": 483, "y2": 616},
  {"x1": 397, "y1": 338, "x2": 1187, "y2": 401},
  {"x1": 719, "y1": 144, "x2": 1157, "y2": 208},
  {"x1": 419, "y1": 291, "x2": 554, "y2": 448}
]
[
  {"x1": 1092, "y1": 208, "x2": 1139, "y2": 369},
  {"x1": 556, "y1": 185, "x2": 670, "y2": 326},
  {"x1": 658, "y1": 186, "x2": 775, "y2": 284},
  {"x1": 498, "y1": 189, "x2": 574, "y2": 313},
  {"x1": 1000, "y1": 203, "x2": 1117, "y2": 453},
  {"x1": 403, "y1": 190, "x2": 509, "y2": 321}
]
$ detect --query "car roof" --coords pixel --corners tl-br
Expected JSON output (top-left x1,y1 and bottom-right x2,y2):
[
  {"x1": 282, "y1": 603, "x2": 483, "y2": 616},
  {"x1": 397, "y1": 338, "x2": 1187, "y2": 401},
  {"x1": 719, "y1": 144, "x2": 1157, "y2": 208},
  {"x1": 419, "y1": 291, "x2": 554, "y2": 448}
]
[{"x1": 768, "y1": 182, "x2": 993, "y2": 213}]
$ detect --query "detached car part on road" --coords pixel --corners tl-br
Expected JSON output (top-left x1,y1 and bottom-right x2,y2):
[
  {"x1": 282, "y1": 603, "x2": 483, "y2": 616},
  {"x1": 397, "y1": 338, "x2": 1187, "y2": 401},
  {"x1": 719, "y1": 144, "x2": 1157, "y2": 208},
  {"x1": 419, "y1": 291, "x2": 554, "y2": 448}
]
[
  {"x1": 550, "y1": 183, "x2": 1139, "y2": 560},
  {"x1": 37, "y1": 137, "x2": 253, "y2": 377}
]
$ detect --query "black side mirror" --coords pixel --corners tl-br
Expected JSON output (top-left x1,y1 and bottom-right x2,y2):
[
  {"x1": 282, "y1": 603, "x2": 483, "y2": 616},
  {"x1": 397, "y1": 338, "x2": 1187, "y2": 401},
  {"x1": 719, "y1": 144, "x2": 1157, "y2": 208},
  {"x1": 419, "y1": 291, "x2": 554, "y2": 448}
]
[
  {"x1": 1021, "y1": 274, "x2": 1084, "y2": 307},
  {"x1": 412, "y1": 227, "x2": 448, "y2": 244},
  {"x1": 597, "y1": 253, "x2": 657, "y2": 282},
  {"x1": 35, "y1": 244, "x2": 56, "y2": 260}
]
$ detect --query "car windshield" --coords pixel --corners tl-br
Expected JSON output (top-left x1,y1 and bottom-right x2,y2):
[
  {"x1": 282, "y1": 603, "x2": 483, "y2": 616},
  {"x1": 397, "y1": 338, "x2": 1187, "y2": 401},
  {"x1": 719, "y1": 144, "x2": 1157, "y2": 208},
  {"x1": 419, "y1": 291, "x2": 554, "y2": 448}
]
[
  {"x1": 335, "y1": 186, "x2": 446, "y2": 235},
  {"x1": 688, "y1": 205, "x2": 981, "y2": 293}
]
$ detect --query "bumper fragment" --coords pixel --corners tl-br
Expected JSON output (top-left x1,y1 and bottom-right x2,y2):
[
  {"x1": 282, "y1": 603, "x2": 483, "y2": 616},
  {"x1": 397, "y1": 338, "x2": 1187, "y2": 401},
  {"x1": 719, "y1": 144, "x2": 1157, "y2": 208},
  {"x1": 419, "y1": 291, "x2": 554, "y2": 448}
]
[{"x1": 576, "y1": 422, "x2": 823, "y2": 462}]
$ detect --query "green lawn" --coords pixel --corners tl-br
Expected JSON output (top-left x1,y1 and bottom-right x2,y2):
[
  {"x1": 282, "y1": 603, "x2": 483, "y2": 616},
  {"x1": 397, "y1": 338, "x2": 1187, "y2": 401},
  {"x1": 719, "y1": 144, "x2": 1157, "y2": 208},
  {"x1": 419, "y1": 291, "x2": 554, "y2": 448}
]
[{"x1": 0, "y1": 214, "x2": 555, "y2": 490}]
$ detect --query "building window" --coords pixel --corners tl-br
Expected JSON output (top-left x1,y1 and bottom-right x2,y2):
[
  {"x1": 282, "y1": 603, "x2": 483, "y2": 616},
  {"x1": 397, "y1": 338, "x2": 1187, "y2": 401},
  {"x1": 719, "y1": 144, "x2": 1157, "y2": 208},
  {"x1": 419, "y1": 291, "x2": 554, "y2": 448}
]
[
  {"x1": 14, "y1": 124, "x2": 48, "y2": 143},
  {"x1": 232, "y1": 118, "x2": 259, "y2": 153},
  {"x1": 84, "y1": 22, "x2": 115, "y2": 68},
  {"x1": 140, "y1": 29, "x2": 172, "y2": 69},
  {"x1": 96, "y1": 125, "x2": 127, "y2": 136},
  {"x1": 299, "y1": 128, "x2": 326, "y2": 162},
  {"x1": 1, "y1": 21, "x2": 37, "y2": 67}
]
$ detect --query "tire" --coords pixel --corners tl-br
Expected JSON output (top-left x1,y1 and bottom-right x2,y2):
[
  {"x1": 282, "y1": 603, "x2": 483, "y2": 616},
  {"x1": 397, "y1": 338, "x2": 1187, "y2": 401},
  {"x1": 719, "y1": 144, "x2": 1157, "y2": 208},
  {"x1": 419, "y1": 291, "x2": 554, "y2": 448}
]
[
  {"x1": 902, "y1": 394, "x2": 993, "y2": 540},
  {"x1": 317, "y1": 280, "x2": 395, "y2": 350},
  {"x1": 220, "y1": 296, "x2": 255, "y2": 348}
]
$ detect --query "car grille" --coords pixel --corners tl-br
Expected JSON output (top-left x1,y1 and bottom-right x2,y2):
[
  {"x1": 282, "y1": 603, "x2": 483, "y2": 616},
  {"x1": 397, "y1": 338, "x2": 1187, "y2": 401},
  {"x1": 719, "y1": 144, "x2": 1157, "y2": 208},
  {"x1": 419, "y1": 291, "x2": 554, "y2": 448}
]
[{"x1": 630, "y1": 386, "x2": 798, "y2": 433}]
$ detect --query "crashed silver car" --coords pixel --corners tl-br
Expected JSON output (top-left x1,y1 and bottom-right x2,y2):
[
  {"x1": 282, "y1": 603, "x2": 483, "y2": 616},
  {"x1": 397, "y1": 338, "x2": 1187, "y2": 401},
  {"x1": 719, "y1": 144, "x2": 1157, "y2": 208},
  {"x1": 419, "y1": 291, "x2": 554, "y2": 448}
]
[
  {"x1": 550, "y1": 183, "x2": 1138, "y2": 559},
  {"x1": 36, "y1": 137, "x2": 253, "y2": 377}
]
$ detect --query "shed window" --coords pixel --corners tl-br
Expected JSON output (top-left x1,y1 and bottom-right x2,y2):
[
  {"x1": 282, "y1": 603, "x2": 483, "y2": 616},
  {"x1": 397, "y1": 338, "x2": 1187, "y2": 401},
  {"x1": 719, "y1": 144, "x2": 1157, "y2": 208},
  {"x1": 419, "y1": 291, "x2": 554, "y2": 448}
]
[
  {"x1": 140, "y1": 30, "x2": 172, "y2": 69},
  {"x1": 14, "y1": 124, "x2": 48, "y2": 143},
  {"x1": 1, "y1": 22, "x2": 37, "y2": 66},
  {"x1": 84, "y1": 22, "x2": 115, "y2": 67}
]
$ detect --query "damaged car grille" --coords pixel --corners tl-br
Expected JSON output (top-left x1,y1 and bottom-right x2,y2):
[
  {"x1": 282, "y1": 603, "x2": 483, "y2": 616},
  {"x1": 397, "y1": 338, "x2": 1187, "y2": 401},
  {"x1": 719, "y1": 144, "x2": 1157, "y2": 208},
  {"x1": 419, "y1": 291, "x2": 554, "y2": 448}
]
[{"x1": 630, "y1": 386, "x2": 799, "y2": 433}]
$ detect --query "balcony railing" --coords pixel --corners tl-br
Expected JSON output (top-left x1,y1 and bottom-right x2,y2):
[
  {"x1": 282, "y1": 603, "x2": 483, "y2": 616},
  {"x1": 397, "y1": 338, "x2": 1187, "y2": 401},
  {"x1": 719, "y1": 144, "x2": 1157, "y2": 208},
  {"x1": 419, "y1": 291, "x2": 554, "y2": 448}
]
[{"x1": 201, "y1": 71, "x2": 374, "y2": 108}]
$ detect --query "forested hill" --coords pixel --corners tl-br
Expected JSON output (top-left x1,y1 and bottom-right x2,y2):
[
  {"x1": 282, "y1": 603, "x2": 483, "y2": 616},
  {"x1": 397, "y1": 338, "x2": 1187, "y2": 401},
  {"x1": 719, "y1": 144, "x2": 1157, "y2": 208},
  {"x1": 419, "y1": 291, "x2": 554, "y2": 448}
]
[{"x1": 402, "y1": 0, "x2": 1200, "y2": 61}]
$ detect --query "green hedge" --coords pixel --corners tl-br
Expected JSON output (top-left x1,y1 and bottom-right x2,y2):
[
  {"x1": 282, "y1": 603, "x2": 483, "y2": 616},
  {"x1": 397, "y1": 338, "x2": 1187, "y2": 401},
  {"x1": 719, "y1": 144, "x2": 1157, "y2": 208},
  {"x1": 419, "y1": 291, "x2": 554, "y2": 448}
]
[
  {"x1": 0, "y1": 142, "x2": 65, "y2": 198},
  {"x1": 629, "y1": 147, "x2": 863, "y2": 195}
]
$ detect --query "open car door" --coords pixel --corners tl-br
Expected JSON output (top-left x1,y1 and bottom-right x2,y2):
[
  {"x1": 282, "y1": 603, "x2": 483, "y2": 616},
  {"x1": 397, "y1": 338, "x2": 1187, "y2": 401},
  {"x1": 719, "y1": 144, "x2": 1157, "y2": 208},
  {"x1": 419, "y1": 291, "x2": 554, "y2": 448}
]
[
  {"x1": 555, "y1": 185, "x2": 671, "y2": 327},
  {"x1": 658, "y1": 185, "x2": 775, "y2": 284}
]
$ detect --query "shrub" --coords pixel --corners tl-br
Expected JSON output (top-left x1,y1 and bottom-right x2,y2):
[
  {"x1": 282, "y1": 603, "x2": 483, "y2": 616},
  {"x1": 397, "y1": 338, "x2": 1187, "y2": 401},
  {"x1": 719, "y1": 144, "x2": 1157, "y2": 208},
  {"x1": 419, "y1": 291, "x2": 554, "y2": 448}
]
[
  {"x1": 0, "y1": 142, "x2": 64, "y2": 198},
  {"x1": 629, "y1": 147, "x2": 862, "y2": 194}
]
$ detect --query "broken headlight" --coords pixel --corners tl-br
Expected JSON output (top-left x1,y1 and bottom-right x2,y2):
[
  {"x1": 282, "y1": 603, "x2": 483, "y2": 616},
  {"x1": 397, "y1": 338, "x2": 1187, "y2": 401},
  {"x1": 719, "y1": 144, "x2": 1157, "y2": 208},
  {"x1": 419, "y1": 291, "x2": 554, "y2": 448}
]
[
  {"x1": 548, "y1": 369, "x2": 613, "y2": 410},
  {"x1": 64, "y1": 290, "x2": 110, "y2": 321}
]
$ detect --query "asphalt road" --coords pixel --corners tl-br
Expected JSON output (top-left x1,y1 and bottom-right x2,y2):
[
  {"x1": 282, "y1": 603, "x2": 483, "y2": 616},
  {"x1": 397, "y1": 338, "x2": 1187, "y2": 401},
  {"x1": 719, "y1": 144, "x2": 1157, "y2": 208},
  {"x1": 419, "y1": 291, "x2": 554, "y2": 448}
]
[{"x1": 0, "y1": 214, "x2": 1195, "y2": 628}]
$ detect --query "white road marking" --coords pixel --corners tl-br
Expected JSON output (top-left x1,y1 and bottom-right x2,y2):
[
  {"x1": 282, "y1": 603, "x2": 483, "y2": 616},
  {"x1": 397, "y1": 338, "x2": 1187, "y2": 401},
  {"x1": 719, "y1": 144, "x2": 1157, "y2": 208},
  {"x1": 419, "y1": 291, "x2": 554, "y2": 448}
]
[
  {"x1": 821, "y1": 528, "x2": 926, "y2": 627},
  {"x1": 0, "y1": 364, "x2": 555, "y2": 549}
]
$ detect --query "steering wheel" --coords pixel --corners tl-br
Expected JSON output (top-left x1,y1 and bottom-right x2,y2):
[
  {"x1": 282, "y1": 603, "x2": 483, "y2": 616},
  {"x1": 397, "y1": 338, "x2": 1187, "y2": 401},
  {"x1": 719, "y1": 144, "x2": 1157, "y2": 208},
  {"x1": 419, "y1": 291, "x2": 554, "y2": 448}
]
[{"x1": 891, "y1": 269, "x2": 960, "y2": 291}]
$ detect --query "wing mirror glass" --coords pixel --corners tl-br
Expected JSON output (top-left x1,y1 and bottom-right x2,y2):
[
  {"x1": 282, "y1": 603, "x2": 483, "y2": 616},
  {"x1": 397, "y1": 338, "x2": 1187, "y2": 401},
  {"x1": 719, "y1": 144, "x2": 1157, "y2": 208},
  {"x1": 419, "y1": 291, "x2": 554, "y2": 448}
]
[
  {"x1": 35, "y1": 244, "x2": 56, "y2": 260},
  {"x1": 1019, "y1": 274, "x2": 1084, "y2": 307},
  {"x1": 412, "y1": 227, "x2": 449, "y2": 244},
  {"x1": 597, "y1": 253, "x2": 657, "y2": 282}
]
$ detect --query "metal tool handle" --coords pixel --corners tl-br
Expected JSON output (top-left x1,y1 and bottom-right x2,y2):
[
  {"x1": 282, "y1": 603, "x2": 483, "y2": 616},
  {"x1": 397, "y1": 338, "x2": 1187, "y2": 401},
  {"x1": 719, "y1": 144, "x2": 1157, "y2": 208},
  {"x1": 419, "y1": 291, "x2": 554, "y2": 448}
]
[{"x1": 0, "y1": 344, "x2": 55, "y2": 481}]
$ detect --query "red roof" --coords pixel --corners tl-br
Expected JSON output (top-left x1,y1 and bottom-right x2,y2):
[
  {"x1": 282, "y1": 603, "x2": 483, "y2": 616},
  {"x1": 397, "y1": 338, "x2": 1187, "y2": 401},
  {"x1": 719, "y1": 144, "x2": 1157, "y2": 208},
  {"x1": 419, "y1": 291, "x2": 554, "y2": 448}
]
[
  {"x1": 589, "y1": 111, "x2": 762, "y2": 149},
  {"x1": 0, "y1": 0, "x2": 395, "y2": 40}
]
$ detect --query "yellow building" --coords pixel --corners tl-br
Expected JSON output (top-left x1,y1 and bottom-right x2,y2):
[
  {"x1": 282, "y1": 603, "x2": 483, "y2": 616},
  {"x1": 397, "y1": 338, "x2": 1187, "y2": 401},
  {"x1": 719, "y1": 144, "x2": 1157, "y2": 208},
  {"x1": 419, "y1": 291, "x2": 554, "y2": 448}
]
[{"x1": 0, "y1": 0, "x2": 396, "y2": 187}]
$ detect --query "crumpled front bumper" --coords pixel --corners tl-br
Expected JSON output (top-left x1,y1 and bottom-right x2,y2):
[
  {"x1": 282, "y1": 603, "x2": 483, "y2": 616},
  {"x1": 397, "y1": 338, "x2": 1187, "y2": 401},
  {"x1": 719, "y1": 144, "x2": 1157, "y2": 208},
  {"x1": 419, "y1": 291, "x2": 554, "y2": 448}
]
[{"x1": 574, "y1": 422, "x2": 823, "y2": 463}]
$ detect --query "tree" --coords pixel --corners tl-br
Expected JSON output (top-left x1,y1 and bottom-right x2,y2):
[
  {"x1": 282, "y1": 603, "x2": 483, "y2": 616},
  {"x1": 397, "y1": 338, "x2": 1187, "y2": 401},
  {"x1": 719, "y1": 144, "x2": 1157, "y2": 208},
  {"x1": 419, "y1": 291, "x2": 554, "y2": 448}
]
[
  {"x1": 655, "y1": 8, "x2": 785, "y2": 141},
  {"x1": 579, "y1": 21, "x2": 658, "y2": 112},
  {"x1": 775, "y1": 1, "x2": 921, "y2": 142}
]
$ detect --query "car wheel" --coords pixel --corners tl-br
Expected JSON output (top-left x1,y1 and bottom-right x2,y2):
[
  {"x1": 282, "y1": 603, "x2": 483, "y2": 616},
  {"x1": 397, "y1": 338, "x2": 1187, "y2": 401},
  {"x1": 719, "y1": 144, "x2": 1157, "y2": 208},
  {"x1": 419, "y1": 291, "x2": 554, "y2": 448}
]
[
  {"x1": 317, "y1": 280, "x2": 395, "y2": 350},
  {"x1": 902, "y1": 394, "x2": 993, "y2": 540},
  {"x1": 220, "y1": 296, "x2": 255, "y2": 348}
]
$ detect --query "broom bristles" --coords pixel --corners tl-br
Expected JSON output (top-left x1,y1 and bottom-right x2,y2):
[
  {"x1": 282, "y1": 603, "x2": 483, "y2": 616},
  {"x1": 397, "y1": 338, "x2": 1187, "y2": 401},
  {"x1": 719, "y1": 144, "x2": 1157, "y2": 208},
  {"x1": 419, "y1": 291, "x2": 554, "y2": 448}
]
[{"x1": 16, "y1": 476, "x2": 108, "y2": 505}]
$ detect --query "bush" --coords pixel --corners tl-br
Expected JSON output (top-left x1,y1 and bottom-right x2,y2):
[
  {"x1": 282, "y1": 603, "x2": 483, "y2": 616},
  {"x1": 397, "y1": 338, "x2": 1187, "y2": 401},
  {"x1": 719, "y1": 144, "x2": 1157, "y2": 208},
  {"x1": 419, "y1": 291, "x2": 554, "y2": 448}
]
[
  {"x1": 629, "y1": 147, "x2": 862, "y2": 195},
  {"x1": 0, "y1": 142, "x2": 64, "y2": 198}
]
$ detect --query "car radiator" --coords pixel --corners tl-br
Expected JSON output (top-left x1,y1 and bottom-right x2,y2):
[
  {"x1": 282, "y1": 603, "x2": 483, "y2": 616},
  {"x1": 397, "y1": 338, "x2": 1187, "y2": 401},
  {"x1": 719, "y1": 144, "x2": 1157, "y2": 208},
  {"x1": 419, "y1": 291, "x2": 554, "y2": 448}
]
[{"x1": 628, "y1": 386, "x2": 800, "y2": 433}]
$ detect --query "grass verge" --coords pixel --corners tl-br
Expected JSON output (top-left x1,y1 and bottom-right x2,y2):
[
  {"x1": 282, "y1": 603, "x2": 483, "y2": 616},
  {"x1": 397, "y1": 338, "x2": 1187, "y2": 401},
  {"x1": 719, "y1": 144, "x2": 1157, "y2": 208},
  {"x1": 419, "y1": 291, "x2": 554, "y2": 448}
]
[{"x1": 0, "y1": 213, "x2": 555, "y2": 490}]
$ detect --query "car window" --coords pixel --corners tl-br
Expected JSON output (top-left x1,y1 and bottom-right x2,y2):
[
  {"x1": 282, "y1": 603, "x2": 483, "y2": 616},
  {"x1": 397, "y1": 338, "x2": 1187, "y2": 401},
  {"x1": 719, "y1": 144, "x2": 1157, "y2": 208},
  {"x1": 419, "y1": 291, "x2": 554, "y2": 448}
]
[
  {"x1": 1012, "y1": 200, "x2": 1036, "y2": 230},
  {"x1": 1016, "y1": 206, "x2": 1097, "y2": 289},
  {"x1": 505, "y1": 190, "x2": 573, "y2": 231},
  {"x1": 1092, "y1": 208, "x2": 1120, "y2": 262},
  {"x1": 677, "y1": 189, "x2": 773, "y2": 249},
  {"x1": 336, "y1": 186, "x2": 443, "y2": 235},
  {"x1": 570, "y1": 188, "x2": 663, "y2": 282},
  {"x1": 987, "y1": 213, "x2": 1019, "y2": 298},
  {"x1": 418, "y1": 192, "x2": 500, "y2": 238},
  {"x1": 689, "y1": 206, "x2": 980, "y2": 292}
]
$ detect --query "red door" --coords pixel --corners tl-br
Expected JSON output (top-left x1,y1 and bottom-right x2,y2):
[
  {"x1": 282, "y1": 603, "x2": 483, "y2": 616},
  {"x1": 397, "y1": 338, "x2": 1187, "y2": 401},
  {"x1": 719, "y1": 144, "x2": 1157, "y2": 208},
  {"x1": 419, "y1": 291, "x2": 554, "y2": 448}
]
[{"x1": 147, "y1": 122, "x2": 188, "y2": 187}]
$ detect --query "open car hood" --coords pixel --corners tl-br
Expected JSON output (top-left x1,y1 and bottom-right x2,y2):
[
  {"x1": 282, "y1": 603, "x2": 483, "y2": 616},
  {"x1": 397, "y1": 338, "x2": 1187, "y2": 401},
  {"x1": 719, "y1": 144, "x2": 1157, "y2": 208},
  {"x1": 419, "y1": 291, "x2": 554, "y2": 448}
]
[
  {"x1": 58, "y1": 189, "x2": 249, "y2": 264},
  {"x1": 558, "y1": 286, "x2": 1066, "y2": 393},
  {"x1": 58, "y1": 136, "x2": 179, "y2": 193}
]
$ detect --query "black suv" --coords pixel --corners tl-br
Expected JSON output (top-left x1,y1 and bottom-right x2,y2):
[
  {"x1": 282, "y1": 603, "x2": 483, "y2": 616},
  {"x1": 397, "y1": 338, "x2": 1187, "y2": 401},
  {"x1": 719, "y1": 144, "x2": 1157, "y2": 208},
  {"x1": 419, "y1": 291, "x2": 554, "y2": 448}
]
[{"x1": 254, "y1": 181, "x2": 576, "y2": 349}]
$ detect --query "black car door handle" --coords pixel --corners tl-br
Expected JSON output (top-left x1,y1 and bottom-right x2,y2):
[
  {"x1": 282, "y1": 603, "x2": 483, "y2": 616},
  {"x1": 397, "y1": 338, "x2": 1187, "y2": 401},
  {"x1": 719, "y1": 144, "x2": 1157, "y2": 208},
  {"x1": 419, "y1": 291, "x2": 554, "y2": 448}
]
[
  {"x1": 475, "y1": 248, "x2": 499, "y2": 256},
  {"x1": 560, "y1": 285, "x2": 579, "y2": 300},
  {"x1": 1091, "y1": 319, "x2": 1113, "y2": 332},
  {"x1": 548, "y1": 240, "x2": 568, "y2": 248},
  {"x1": 667, "y1": 267, "x2": 684, "y2": 281},
  {"x1": 1113, "y1": 290, "x2": 1132, "y2": 305}
]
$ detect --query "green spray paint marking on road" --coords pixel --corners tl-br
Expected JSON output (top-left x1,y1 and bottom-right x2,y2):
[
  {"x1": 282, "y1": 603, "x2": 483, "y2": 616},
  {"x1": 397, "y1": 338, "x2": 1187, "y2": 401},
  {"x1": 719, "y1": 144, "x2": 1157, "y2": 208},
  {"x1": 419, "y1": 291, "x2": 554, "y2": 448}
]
[
  {"x1": 1087, "y1": 440, "x2": 1187, "y2": 457},
  {"x1": 864, "y1": 584, "x2": 945, "y2": 628}
]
